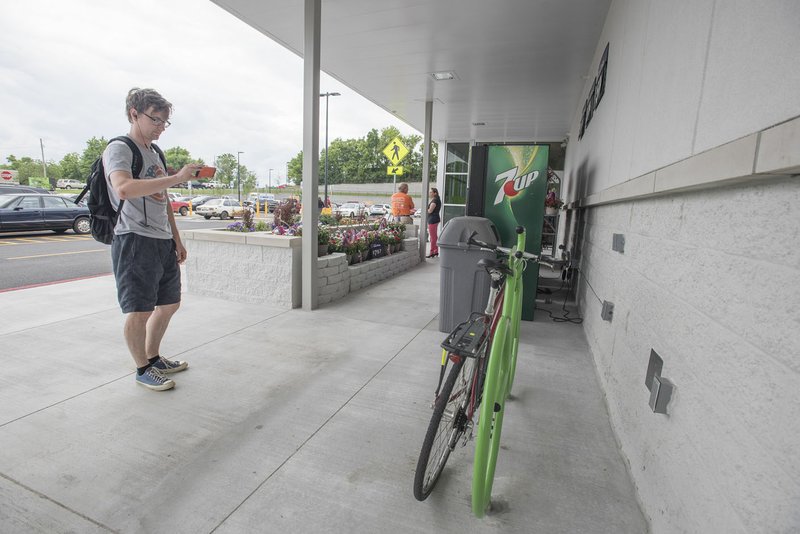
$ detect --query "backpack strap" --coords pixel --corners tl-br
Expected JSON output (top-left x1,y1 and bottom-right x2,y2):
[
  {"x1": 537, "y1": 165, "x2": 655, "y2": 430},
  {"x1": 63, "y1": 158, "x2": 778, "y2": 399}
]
[
  {"x1": 112, "y1": 136, "x2": 144, "y2": 178},
  {"x1": 106, "y1": 136, "x2": 144, "y2": 221},
  {"x1": 73, "y1": 136, "x2": 141, "y2": 206},
  {"x1": 151, "y1": 143, "x2": 168, "y2": 171}
]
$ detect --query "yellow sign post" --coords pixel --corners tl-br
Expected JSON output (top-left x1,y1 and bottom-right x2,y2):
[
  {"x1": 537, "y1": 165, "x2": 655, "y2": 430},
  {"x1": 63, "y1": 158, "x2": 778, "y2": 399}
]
[
  {"x1": 382, "y1": 137, "x2": 409, "y2": 165},
  {"x1": 387, "y1": 166, "x2": 404, "y2": 176}
]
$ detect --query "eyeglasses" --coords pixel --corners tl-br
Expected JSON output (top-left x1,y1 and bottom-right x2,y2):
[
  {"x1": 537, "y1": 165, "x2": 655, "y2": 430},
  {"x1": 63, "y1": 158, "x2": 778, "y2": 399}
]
[{"x1": 141, "y1": 112, "x2": 171, "y2": 128}]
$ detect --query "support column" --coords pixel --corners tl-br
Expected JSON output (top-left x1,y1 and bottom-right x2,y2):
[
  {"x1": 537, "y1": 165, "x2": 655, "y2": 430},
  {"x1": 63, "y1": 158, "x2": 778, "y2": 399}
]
[
  {"x1": 302, "y1": 0, "x2": 321, "y2": 310},
  {"x1": 419, "y1": 100, "x2": 434, "y2": 261}
]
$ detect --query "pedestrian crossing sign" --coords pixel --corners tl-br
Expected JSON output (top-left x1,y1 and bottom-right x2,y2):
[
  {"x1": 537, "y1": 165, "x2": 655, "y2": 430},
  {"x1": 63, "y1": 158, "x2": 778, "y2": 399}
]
[
  {"x1": 387, "y1": 166, "x2": 404, "y2": 176},
  {"x1": 383, "y1": 137, "x2": 409, "y2": 164}
]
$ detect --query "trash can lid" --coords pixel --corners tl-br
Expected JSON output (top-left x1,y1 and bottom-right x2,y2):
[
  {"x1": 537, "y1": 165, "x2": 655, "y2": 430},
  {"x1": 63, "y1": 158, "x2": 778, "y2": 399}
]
[{"x1": 438, "y1": 216, "x2": 500, "y2": 248}]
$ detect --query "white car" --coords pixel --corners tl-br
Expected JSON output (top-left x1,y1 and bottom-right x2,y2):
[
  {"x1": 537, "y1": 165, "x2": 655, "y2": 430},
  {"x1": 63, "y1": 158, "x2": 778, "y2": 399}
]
[
  {"x1": 56, "y1": 179, "x2": 83, "y2": 189},
  {"x1": 368, "y1": 204, "x2": 391, "y2": 217},
  {"x1": 195, "y1": 198, "x2": 253, "y2": 220},
  {"x1": 335, "y1": 202, "x2": 366, "y2": 217}
]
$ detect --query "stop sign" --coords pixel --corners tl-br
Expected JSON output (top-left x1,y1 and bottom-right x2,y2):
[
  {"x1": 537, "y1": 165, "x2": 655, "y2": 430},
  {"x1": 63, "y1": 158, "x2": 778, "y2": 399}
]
[{"x1": 0, "y1": 170, "x2": 12, "y2": 181}]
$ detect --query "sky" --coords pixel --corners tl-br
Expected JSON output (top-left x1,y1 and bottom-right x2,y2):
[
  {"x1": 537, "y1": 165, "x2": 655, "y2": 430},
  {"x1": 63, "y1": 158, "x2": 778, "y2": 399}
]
[{"x1": 0, "y1": 0, "x2": 419, "y2": 186}]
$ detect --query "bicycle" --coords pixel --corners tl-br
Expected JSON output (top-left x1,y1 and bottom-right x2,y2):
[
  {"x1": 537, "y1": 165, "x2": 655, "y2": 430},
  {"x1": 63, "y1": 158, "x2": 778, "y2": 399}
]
[{"x1": 413, "y1": 225, "x2": 548, "y2": 517}]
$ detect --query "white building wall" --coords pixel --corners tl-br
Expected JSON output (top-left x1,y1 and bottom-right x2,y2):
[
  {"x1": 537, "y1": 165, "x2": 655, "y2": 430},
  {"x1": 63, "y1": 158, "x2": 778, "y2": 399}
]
[{"x1": 564, "y1": 1, "x2": 800, "y2": 532}]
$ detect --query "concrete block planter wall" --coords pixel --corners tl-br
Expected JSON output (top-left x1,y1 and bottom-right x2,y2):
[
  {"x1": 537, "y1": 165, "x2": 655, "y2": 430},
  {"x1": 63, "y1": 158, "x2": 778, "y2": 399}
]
[
  {"x1": 182, "y1": 228, "x2": 419, "y2": 309},
  {"x1": 181, "y1": 230, "x2": 301, "y2": 308}
]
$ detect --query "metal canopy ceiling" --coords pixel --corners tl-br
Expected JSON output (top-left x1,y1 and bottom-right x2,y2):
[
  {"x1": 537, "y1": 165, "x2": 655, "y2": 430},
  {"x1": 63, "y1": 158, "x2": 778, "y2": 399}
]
[{"x1": 212, "y1": 0, "x2": 610, "y2": 142}]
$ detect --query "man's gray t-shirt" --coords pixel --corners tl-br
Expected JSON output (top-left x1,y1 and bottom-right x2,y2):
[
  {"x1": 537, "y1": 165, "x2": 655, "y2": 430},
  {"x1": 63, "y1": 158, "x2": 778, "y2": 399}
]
[{"x1": 102, "y1": 136, "x2": 172, "y2": 239}]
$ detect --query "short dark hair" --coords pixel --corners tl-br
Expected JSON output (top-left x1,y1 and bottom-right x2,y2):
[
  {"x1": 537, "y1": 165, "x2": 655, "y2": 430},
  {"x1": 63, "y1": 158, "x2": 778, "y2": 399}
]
[{"x1": 125, "y1": 88, "x2": 172, "y2": 123}]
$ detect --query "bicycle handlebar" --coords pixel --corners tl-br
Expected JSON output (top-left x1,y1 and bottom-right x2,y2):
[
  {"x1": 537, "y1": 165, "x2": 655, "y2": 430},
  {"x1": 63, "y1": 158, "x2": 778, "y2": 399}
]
[{"x1": 466, "y1": 231, "x2": 544, "y2": 262}]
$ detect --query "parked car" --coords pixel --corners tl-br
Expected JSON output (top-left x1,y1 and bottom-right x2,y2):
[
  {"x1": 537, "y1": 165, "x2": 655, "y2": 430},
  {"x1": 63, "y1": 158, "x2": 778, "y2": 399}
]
[
  {"x1": 334, "y1": 202, "x2": 366, "y2": 217},
  {"x1": 368, "y1": 203, "x2": 391, "y2": 217},
  {"x1": 188, "y1": 181, "x2": 212, "y2": 190},
  {"x1": 56, "y1": 179, "x2": 84, "y2": 189},
  {"x1": 171, "y1": 199, "x2": 190, "y2": 216},
  {"x1": 58, "y1": 193, "x2": 89, "y2": 206},
  {"x1": 0, "y1": 183, "x2": 51, "y2": 195},
  {"x1": 0, "y1": 193, "x2": 90, "y2": 234},
  {"x1": 246, "y1": 193, "x2": 277, "y2": 213},
  {"x1": 188, "y1": 195, "x2": 215, "y2": 207},
  {"x1": 195, "y1": 198, "x2": 253, "y2": 220}
]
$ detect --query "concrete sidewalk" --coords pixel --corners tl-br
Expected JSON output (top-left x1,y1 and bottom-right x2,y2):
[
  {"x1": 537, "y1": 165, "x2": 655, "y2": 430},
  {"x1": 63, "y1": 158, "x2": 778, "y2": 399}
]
[{"x1": 0, "y1": 262, "x2": 647, "y2": 533}]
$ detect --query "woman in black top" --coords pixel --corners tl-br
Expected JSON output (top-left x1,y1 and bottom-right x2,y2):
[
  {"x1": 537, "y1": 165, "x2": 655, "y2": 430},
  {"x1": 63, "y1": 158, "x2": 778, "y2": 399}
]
[{"x1": 426, "y1": 187, "x2": 442, "y2": 258}]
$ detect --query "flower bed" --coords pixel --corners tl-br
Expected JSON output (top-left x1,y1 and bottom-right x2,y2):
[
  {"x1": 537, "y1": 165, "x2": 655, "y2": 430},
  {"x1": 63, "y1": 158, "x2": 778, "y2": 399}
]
[
  {"x1": 232, "y1": 218, "x2": 409, "y2": 265},
  {"x1": 328, "y1": 221, "x2": 406, "y2": 264}
]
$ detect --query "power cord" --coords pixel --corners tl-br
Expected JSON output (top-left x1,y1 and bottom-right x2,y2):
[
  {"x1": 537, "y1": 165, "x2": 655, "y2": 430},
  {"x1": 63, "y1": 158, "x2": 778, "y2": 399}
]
[{"x1": 535, "y1": 267, "x2": 584, "y2": 324}]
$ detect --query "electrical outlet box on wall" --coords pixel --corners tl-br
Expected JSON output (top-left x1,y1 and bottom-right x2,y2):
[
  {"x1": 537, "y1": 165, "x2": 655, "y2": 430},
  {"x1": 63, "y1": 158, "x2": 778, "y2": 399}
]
[
  {"x1": 612, "y1": 233, "x2": 625, "y2": 252},
  {"x1": 601, "y1": 300, "x2": 614, "y2": 321}
]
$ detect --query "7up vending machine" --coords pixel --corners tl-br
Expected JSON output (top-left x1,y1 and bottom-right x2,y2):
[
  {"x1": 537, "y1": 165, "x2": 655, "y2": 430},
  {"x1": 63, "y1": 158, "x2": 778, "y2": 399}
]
[{"x1": 466, "y1": 144, "x2": 549, "y2": 321}]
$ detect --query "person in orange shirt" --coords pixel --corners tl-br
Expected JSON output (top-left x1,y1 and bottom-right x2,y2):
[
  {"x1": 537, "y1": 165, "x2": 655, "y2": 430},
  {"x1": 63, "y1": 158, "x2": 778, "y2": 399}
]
[{"x1": 390, "y1": 182, "x2": 415, "y2": 223}]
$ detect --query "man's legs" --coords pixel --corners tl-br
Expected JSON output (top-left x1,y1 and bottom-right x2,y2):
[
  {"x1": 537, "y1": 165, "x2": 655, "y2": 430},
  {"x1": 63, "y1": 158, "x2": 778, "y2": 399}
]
[
  {"x1": 145, "y1": 302, "x2": 180, "y2": 359},
  {"x1": 124, "y1": 311, "x2": 175, "y2": 391},
  {"x1": 124, "y1": 311, "x2": 154, "y2": 368}
]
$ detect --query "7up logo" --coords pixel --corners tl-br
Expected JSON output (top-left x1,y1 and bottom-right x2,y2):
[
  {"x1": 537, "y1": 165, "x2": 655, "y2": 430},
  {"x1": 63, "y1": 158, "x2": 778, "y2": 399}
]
[{"x1": 493, "y1": 167, "x2": 539, "y2": 205}]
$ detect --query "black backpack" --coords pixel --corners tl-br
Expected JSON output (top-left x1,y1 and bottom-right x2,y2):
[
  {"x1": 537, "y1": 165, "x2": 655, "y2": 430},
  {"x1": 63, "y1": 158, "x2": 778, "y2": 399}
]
[{"x1": 75, "y1": 136, "x2": 167, "y2": 244}]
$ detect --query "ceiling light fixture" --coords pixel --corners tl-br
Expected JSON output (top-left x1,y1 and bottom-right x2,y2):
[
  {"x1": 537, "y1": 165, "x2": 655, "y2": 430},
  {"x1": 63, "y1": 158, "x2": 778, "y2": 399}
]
[
  {"x1": 472, "y1": 122, "x2": 486, "y2": 126},
  {"x1": 431, "y1": 71, "x2": 455, "y2": 81}
]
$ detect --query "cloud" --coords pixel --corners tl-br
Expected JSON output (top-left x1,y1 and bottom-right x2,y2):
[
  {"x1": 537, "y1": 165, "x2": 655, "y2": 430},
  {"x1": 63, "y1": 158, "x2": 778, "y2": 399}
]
[{"x1": 0, "y1": 0, "x2": 418, "y2": 185}]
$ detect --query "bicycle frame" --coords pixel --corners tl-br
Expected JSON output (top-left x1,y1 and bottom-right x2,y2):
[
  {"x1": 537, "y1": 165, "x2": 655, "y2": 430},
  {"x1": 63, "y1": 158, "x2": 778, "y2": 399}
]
[{"x1": 472, "y1": 227, "x2": 527, "y2": 517}]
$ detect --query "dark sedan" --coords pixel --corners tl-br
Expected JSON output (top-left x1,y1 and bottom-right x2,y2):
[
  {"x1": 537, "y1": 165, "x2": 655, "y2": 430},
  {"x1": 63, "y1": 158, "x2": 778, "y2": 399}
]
[{"x1": 0, "y1": 194, "x2": 91, "y2": 234}]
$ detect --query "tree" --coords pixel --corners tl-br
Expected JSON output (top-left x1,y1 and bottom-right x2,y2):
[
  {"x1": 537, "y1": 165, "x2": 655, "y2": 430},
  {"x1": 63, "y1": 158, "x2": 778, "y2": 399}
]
[
  {"x1": 215, "y1": 153, "x2": 238, "y2": 187},
  {"x1": 242, "y1": 169, "x2": 257, "y2": 191},
  {"x1": 164, "y1": 146, "x2": 203, "y2": 173},
  {"x1": 59, "y1": 153, "x2": 83, "y2": 182},
  {"x1": 79, "y1": 137, "x2": 108, "y2": 179},
  {"x1": 213, "y1": 153, "x2": 255, "y2": 191},
  {"x1": 287, "y1": 151, "x2": 303, "y2": 185},
  {"x1": 286, "y1": 126, "x2": 438, "y2": 185}
]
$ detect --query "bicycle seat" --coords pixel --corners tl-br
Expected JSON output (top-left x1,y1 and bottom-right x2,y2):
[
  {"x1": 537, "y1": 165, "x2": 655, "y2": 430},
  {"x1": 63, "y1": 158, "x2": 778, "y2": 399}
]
[{"x1": 477, "y1": 258, "x2": 511, "y2": 276}]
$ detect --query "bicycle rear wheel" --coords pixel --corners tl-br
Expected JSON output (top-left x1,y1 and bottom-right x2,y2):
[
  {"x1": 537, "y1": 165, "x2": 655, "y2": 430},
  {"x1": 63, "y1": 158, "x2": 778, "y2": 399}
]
[
  {"x1": 413, "y1": 356, "x2": 477, "y2": 501},
  {"x1": 472, "y1": 316, "x2": 510, "y2": 517}
]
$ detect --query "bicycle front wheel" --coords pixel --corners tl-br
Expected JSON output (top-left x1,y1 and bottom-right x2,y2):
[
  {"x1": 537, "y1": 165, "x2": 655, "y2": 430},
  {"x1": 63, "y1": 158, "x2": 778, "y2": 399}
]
[
  {"x1": 413, "y1": 356, "x2": 477, "y2": 501},
  {"x1": 472, "y1": 316, "x2": 510, "y2": 517}
]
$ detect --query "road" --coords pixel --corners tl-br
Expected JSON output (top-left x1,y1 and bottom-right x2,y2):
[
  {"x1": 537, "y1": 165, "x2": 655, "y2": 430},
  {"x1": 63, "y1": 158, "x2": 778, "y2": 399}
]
[{"x1": 0, "y1": 216, "x2": 238, "y2": 291}]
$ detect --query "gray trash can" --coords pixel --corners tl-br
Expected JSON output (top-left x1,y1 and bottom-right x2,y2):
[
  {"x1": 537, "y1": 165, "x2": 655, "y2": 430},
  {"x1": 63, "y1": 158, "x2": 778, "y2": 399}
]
[{"x1": 438, "y1": 216, "x2": 500, "y2": 333}]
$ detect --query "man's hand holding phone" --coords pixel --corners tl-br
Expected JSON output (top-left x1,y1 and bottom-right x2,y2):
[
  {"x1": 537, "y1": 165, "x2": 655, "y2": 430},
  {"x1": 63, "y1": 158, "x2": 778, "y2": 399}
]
[
  {"x1": 177, "y1": 163, "x2": 203, "y2": 183},
  {"x1": 194, "y1": 166, "x2": 216, "y2": 178}
]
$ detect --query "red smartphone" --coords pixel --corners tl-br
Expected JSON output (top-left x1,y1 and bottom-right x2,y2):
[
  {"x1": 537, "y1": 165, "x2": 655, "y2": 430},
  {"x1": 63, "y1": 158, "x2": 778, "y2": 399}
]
[{"x1": 194, "y1": 166, "x2": 216, "y2": 178}]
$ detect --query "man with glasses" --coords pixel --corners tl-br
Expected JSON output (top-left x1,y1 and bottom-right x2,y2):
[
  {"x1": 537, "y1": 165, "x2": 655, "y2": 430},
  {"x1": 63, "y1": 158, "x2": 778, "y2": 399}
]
[{"x1": 103, "y1": 87, "x2": 201, "y2": 391}]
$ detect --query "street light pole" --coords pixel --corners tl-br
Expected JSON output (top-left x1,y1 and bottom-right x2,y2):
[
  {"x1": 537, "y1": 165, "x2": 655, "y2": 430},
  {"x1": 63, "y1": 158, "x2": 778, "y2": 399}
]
[
  {"x1": 39, "y1": 138, "x2": 48, "y2": 185},
  {"x1": 237, "y1": 151, "x2": 244, "y2": 203},
  {"x1": 319, "y1": 91, "x2": 340, "y2": 205},
  {"x1": 269, "y1": 168, "x2": 273, "y2": 192}
]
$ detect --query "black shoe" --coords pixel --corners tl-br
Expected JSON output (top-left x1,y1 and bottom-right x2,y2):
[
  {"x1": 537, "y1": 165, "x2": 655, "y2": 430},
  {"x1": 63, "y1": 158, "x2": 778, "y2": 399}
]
[{"x1": 426, "y1": 254, "x2": 434, "y2": 258}]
